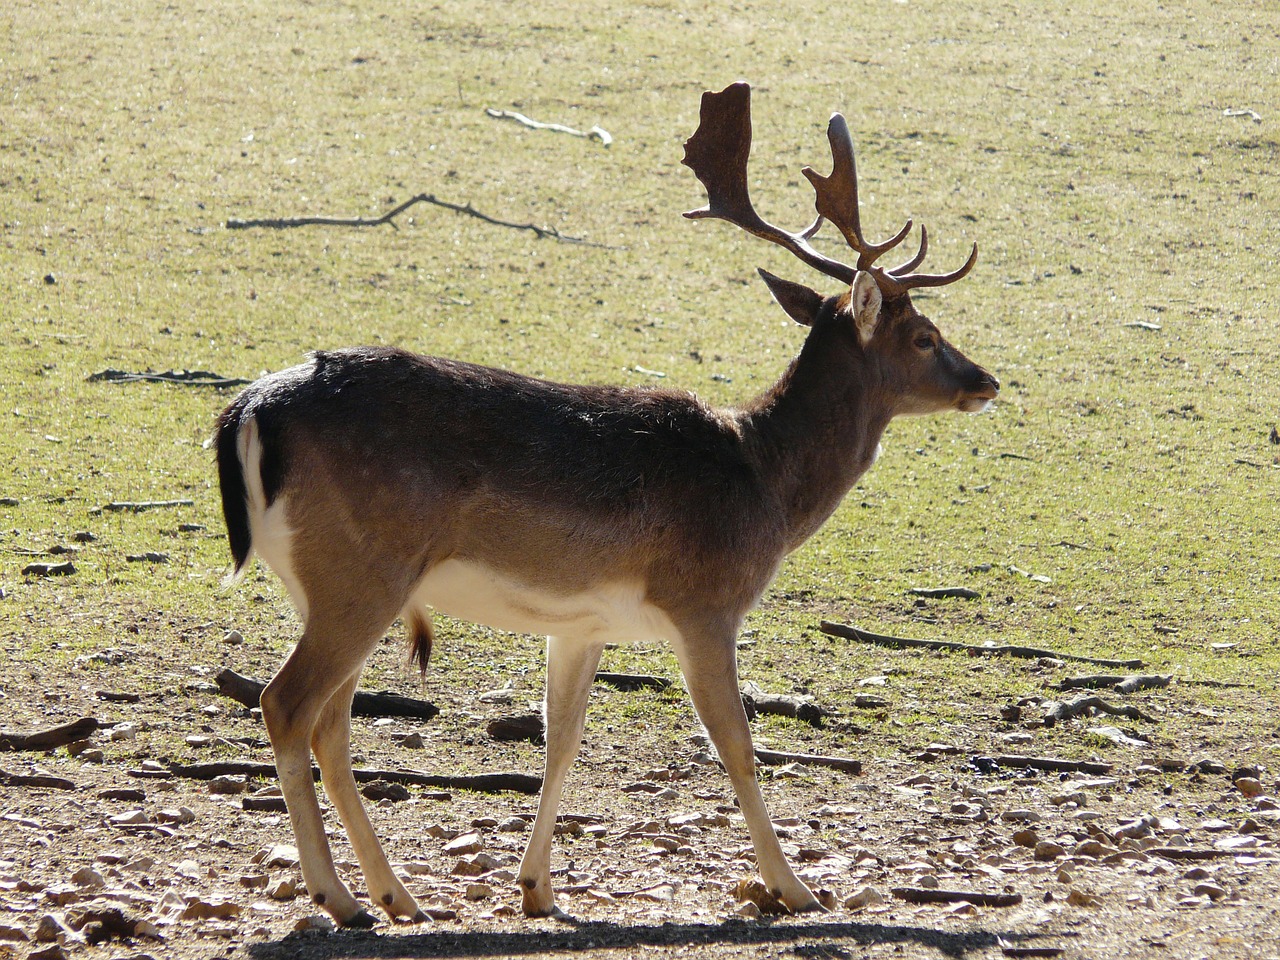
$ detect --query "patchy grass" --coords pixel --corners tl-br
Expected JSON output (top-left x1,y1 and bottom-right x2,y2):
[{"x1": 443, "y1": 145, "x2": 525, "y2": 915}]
[{"x1": 1, "y1": 0, "x2": 1278, "y2": 957}]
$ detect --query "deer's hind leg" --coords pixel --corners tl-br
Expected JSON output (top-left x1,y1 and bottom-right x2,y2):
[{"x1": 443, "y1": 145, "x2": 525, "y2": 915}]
[
  {"x1": 310, "y1": 674, "x2": 426, "y2": 923},
  {"x1": 259, "y1": 594, "x2": 405, "y2": 927}
]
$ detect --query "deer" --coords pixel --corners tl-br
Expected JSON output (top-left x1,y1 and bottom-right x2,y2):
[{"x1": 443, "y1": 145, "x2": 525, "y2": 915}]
[{"x1": 214, "y1": 81, "x2": 998, "y2": 927}]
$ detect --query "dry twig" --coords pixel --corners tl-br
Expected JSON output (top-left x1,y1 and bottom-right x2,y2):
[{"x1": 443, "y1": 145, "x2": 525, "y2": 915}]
[
  {"x1": 1043, "y1": 695, "x2": 1158, "y2": 725},
  {"x1": 1058, "y1": 674, "x2": 1172, "y2": 694},
  {"x1": 892, "y1": 887, "x2": 1022, "y2": 907},
  {"x1": 485, "y1": 108, "x2": 613, "y2": 146},
  {"x1": 226, "y1": 192, "x2": 614, "y2": 247},
  {"x1": 215, "y1": 668, "x2": 439, "y2": 721},
  {"x1": 166, "y1": 760, "x2": 541, "y2": 795},
  {"x1": 819, "y1": 620, "x2": 1144, "y2": 669},
  {"x1": 0, "y1": 717, "x2": 98, "y2": 752},
  {"x1": 753, "y1": 747, "x2": 862, "y2": 774}
]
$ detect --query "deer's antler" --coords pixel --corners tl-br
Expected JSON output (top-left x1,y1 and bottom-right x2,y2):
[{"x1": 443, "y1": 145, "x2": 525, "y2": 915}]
[{"x1": 682, "y1": 82, "x2": 977, "y2": 300}]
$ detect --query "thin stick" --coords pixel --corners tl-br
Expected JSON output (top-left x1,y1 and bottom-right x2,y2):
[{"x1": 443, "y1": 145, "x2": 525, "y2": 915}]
[
  {"x1": 226, "y1": 192, "x2": 615, "y2": 248},
  {"x1": 1043, "y1": 695, "x2": 1158, "y2": 724},
  {"x1": 753, "y1": 747, "x2": 861, "y2": 774},
  {"x1": 87, "y1": 369, "x2": 251, "y2": 388},
  {"x1": 892, "y1": 887, "x2": 1023, "y2": 907},
  {"x1": 1058, "y1": 674, "x2": 1171, "y2": 694},
  {"x1": 988, "y1": 754, "x2": 1113, "y2": 775},
  {"x1": 0, "y1": 769, "x2": 77, "y2": 790},
  {"x1": 92, "y1": 500, "x2": 194, "y2": 514},
  {"x1": 485, "y1": 108, "x2": 613, "y2": 146},
  {"x1": 165, "y1": 760, "x2": 542, "y2": 795},
  {"x1": 819, "y1": 620, "x2": 1145, "y2": 669}
]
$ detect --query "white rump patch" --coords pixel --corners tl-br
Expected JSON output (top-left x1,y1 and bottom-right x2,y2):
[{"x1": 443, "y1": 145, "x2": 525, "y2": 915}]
[{"x1": 239, "y1": 416, "x2": 309, "y2": 624}]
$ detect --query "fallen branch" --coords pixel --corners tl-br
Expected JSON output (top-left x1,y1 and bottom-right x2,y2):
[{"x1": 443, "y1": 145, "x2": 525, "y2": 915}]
[
  {"x1": 753, "y1": 747, "x2": 861, "y2": 774},
  {"x1": 595, "y1": 672, "x2": 672, "y2": 692},
  {"x1": 1147, "y1": 846, "x2": 1239, "y2": 861},
  {"x1": 87, "y1": 368, "x2": 251, "y2": 388},
  {"x1": 819, "y1": 620, "x2": 1145, "y2": 669},
  {"x1": 1043, "y1": 695, "x2": 1158, "y2": 725},
  {"x1": 891, "y1": 887, "x2": 1022, "y2": 907},
  {"x1": 226, "y1": 192, "x2": 615, "y2": 248},
  {"x1": 166, "y1": 760, "x2": 541, "y2": 795},
  {"x1": 1058, "y1": 674, "x2": 1171, "y2": 694},
  {"x1": 215, "y1": 668, "x2": 439, "y2": 721},
  {"x1": 0, "y1": 717, "x2": 99, "y2": 752},
  {"x1": 21, "y1": 560, "x2": 76, "y2": 576},
  {"x1": 908, "y1": 587, "x2": 980, "y2": 600},
  {"x1": 985, "y1": 754, "x2": 1113, "y2": 775},
  {"x1": 741, "y1": 682, "x2": 832, "y2": 726},
  {"x1": 0, "y1": 769, "x2": 77, "y2": 790},
  {"x1": 485, "y1": 108, "x2": 613, "y2": 146},
  {"x1": 92, "y1": 500, "x2": 193, "y2": 514}
]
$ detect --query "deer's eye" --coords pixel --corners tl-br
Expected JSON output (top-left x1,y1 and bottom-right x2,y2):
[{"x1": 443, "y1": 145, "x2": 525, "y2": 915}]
[{"x1": 914, "y1": 335, "x2": 936, "y2": 351}]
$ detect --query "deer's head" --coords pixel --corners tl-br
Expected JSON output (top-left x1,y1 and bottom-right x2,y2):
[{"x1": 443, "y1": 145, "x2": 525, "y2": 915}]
[{"x1": 683, "y1": 82, "x2": 999, "y2": 418}]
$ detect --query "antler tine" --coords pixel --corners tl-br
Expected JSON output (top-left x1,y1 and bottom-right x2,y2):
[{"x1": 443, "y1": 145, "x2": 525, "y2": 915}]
[
  {"x1": 682, "y1": 82, "x2": 855, "y2": 285},
  {"x1": 890, "y1": 241, "x2": 979, "y2": 292},
  {"x1": 801, "y1": 113, "x2": 913, "y2": 271},
  {"x1": 888, "y1": 224, "x2": 928, "y2": 276}
]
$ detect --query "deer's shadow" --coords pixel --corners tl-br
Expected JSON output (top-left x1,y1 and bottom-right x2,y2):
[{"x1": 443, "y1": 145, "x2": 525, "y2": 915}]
[{"x1": 246, "y1": 916, "x2": 1064, "y2": 960}]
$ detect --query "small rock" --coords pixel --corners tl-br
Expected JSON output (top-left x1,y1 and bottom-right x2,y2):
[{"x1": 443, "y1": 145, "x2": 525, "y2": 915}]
[
  {"x1": 734, "y1": 900, "x2": 762, "y2": 919},
  {"x1": 293, "y1": 915, "x2": 335, "y2": 933},
  {"x1": 267, "y1": 877, "x2": 299, "y2": 900},
  {"x1": 26, "y1": 945, "x2": 68, "y2": 960},
  {"x1": 465, "y1": 883, "x2": 493, "y2": 901},
  {"x1": 256, "y1": 844, "x2": 300, "y2": 868},
  {"x1": 1235, "y1": 777, "x2": 1264, "y2": 799},
  {"x1": 108, "y1": 723, "x2": 139, "y2": 741},
  {"x1": 442, "y1": 832, "x2": 482, "y2": 856},
  {"x1": 31, "y1": 914, "x2": 71, "y2": 944},
  {"x1": 844, "y1": 886, "x2": 884, "y2": 910},
  {"x1": 0, "y1": 924, "x2": 29, "y2": 942},
  {"x1": 155, "y1": 806, "x2": 195, "y2": 824},
  {"x1": 222, "y1": 629, "x2": 244, "y2": 645},
  {"x1": 1193, "y1": 881, "x2": 1227, "y2": 901},
  {"x1": 70, "y1": 866, "x2": 103, "y2": 887},
  {"x1": 208, "y1": 775, "x2": 247, "y2": 795},
  {"x1": 361, "y1": 780, "x2": 410, "y2": 803},
  {"x1": 497, "y1": 816, "x2": 529, "y2": 833},
  {"x1": 1035, "y1": 841, "x2": 1067, "y2": 861},
  {"x1": 1066, "y1": 888, "x2": 1102, "y2": 907},
  {"x1": 399, "y1": 732, "x2": 425, "y2": 749},
  {"x1": 1012, "y1": 829, "x2": 1039, "y2": 848},
  {"x1": 108, "y1": 810, "x2": 150, "y2": 826},
  {"x1": 181, "y1": 898, "x2": 243, "y2": 920}
]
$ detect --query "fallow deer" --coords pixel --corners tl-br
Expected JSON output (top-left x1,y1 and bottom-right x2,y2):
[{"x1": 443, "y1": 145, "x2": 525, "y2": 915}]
[{"x1": 215, "y1": 81, "x2": 997, "y2": 926}]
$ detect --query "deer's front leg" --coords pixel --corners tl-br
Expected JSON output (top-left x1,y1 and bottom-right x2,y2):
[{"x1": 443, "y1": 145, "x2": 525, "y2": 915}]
[
  {"x1": 518, "y1": 635, "x2": 605, "y2": 918},
  {"x1": 672, "y1": 630, "x2": 823, "y2": 914}
]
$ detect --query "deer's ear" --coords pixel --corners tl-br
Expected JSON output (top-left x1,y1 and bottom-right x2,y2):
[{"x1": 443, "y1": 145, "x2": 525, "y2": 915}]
[
  {"x1": 848, "y1": 271, "x2": 883, "y2": 346},
  {"x1": 758, "y1": 269, "x2": 825, "y2": 327}
]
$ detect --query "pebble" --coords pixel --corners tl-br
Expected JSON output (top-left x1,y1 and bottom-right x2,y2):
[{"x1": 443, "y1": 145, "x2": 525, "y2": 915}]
[
  {"x1": 108, "y1": 810, "x2": 150, "y2": 826},
  {"x1": 1235, "y1": 777, "x2": 1264, "y2": 799},
  {"x1": 267, "y1": 877, "x2": 299, "y2": 900},
  {"x1": 844, "y1": 886, "x2": 884, "y2": 910},
  {"x1": 69, "y1": 867, "x2": 103, "y2": 887},
  {"x1": 209, "y1": 776, "x2": 247, "y2": 795},
  {"x1": 293, "y1": 915, "x2": 335, "y2": 933},
  {"x1": 465, "y1": 882, "x2": 494, "y2": 901},
  {"x1": 222, "y1": 630, "x2": 244, "y2": 645},
  {"x1": 497, "y1": 816, "x2": 529, "y2": 833},
  {"x1": 442, "y1": 832, "x2": 482, "y2": 856},
  {"x1": 1193, "y1": 881, "x2": 1227, "y2": 901},
  {"x1": 1035, "y1": 842, "x2": 1067, "y2": 861},
  {"x1": 1012, "y1": 829, "x2": 1039, "y2": 848}
]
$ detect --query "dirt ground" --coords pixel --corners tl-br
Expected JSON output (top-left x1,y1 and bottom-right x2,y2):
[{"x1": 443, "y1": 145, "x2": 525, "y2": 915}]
[{"x1": 2, "y1": 634, "x2": 1277, "y2": 960}]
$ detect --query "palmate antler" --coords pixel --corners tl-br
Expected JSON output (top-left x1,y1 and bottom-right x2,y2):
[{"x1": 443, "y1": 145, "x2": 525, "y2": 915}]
[{"x1": 682, "y1": 81, "x2": 977, "y2": 300}]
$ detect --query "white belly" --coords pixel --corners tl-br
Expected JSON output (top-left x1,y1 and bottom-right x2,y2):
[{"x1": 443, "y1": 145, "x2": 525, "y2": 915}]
[{"x1": 410, "y1": 559, "x2": 677, "y2": 644}]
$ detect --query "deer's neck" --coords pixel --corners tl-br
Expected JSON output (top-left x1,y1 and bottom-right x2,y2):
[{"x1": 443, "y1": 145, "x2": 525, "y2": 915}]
[{"x1": 738, "y1": 327, "x2": 892, "y2": 550}]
